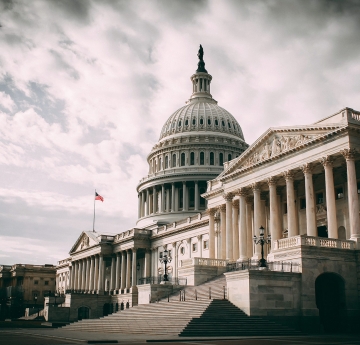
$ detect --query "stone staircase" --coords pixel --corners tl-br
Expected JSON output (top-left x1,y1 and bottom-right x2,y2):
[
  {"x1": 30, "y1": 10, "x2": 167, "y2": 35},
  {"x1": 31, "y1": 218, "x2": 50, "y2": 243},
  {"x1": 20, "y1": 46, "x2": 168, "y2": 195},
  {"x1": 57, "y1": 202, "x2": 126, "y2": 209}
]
[{"x1": 62, "y1": 274, "x2": 301, "y2": 336}]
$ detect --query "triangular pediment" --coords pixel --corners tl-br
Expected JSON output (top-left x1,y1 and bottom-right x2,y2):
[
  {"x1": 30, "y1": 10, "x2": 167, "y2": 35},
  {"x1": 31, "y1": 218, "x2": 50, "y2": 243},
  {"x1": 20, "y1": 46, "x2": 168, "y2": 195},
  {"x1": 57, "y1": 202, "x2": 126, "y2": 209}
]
[
  {"x1": 219, "y1": 124, "x2": 346, "y2": 179},
  {"x1": 69, "y1": 231, "x2": 99, "y2": 254}
]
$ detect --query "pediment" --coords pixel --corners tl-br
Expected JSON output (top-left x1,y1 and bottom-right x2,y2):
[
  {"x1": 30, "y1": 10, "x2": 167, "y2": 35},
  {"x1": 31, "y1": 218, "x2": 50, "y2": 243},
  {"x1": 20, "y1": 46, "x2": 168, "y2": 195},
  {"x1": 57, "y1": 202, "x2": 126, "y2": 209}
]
[
  {"x1": 220, "y1": 124, "x2": 346, "y2": 179},
  {"x1": 69, "y1": 231, "x2": 99, "y2": 254}
]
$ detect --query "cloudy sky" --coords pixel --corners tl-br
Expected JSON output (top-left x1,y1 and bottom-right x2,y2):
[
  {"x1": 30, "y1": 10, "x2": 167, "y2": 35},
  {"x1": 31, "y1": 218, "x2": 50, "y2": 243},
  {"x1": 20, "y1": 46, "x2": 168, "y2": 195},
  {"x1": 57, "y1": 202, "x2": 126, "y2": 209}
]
[{"x1": 0, "y1": 0, "x2": 360, "y2": 265}]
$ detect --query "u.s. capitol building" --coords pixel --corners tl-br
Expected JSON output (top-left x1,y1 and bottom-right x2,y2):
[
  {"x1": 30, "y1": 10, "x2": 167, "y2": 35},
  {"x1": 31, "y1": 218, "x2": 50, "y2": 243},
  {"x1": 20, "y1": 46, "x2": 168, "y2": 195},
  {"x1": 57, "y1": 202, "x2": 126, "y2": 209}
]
[{"x1": 51, "y1": 47, "x2": 360, "y2": 334}]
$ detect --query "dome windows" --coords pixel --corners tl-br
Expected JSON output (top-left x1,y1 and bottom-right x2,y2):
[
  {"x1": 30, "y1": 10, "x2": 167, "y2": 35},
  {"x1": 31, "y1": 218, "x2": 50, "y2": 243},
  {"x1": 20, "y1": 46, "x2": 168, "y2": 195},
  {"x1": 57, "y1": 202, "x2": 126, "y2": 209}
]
[
  {"x1": 200, "y1": 118, "x2": 204, "y2": 125},
  {"x1": 165, "y1": 156, "x2": 169, "y2": 169},
  {"x1": 178, "y1": 120, "x2": 182, "y2": 127},
  {"x1": 190, "y1": 152, "x2": 195, "y2": 165},
  {"x1": 221, "y1": 120, "x2": 225, "y2": 127},
  {"x1": 228, "y1": 153, "x2": 232, "y2": 161},
  {"x1": 185, "y1": 118, "x2": 189, "y2": 126},
  {"x1": 210, "y1": 152, "x2": 214, "y2": 165},
  {"x1": 219, "y1": 153, "x2": 224, "y2": 166},
  {"x1": 228, "y1": 121, "x2": 231, "y2": 129},
  {"x1": 192, "y1": 118, "x2": 196, "y2": 125},
  {"x1": 207, "y1": 118, "x2": 211, "y2": 125},
  {"x1": 215, "y1": 119, "x2": 219, "y2": 126},
  {"x1": 200, "y1": 152, "x2": 205, "y2": 165},
  {"x1": 181, "y1": 153, "x2": 186, "y2": 166},
  {"x1": 172, "y1": 154, "x2": 176, "y2": 168}
]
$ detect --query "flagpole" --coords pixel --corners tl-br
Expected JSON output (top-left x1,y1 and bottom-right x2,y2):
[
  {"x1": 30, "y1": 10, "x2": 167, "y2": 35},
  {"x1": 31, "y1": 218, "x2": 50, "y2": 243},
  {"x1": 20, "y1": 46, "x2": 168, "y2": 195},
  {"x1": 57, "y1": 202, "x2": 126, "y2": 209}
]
[{"x1": 93, "y1": 189, "x2": 96, "y2": 232}]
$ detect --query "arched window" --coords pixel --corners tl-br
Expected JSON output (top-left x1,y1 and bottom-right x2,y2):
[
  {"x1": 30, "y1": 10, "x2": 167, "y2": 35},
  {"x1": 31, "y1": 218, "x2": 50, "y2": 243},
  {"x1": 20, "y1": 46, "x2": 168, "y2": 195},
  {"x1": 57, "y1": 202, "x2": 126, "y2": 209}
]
[
  {"x1": 200, "y1": 118, "x2": 204, "y2": 125},
  {"x1": 159, "y1": 157, "x2": 162, "y2": 170},
  {"x1": 190, "y1": 152, "x2": 195, "y2": 165},
  {"x1": 210, "y1": 152, "x2": 214, "y2": 165},
  {"x1": 219, "y1": 153, "x2": 224, "y2": 166},
  {"x1": 181, "y1": 153, "x2": 185, "y2": 166},
  {"x1": 192, "y1": 118, "x2": 196, "y2": 125},
  {"x1": 222, "y1": 120, "x2": 225, "y2": 127},
  {"x1": 200, "y1": 152, "x2": 205, "y2": 165},
  {"x1": 207, "y1": 118, "x2": 211, "y2": 125},
  {"x1": 185, "y1": 118, "x2": 189, "y2": 126},
  {"x1": 172, "y1": 154, "x2": 176, "y2": 168},
  {"x1": 178, "y1": 120, "x2": 182, "y2": 127},
  {"x1": 165, "y1": 156, "x2": 168, "y2": 169},
  {"x1": 228, "y1": 153, "x2": 232, "y2": 161},
  {"x1": 215, "y1": 119, "x2": 218, "y2": 126},
  {"x1": 228, "y1": 121, "x2": 231, "y2": 128}
]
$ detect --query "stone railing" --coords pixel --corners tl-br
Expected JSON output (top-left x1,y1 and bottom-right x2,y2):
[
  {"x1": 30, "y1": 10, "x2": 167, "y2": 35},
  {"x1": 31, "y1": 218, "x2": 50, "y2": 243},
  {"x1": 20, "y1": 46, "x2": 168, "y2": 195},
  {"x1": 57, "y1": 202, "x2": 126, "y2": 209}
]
[
  {"x1": 273, "y1": 235, "x2": 356, "y2": 250},
  {"x1": 180, "y1": 257, "x2": 228, "y2": 267}
]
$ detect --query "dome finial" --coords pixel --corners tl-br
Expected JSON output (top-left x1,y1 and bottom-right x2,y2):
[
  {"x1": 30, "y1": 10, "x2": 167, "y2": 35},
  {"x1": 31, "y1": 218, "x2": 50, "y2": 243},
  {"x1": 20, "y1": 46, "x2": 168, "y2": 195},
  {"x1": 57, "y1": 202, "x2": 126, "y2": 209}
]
[{"x1": 196, "y1": 44, "x2": 208, "y2": 73}]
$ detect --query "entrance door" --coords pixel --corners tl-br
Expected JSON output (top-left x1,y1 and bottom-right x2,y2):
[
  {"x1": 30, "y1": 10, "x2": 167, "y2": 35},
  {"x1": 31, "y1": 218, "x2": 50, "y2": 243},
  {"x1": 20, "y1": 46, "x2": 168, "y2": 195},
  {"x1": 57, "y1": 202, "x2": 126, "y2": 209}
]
[
  {"x1": 315, "y1": 273, "x2": 346, "y2": 333},
  {"x1": 78, "y1": 306, "x2": 89, "y2": 320},
  {"x1": 317, "y1": 226, "x2": 328, "y2": 238}
]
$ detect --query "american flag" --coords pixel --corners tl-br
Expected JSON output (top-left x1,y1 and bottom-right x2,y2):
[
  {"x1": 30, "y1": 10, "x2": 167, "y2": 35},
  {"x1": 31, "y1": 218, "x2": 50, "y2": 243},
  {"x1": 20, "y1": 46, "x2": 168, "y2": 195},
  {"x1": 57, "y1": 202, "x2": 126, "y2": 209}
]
[{"x1": 95, "y1": 192, "x2": 104, "y2": 202}]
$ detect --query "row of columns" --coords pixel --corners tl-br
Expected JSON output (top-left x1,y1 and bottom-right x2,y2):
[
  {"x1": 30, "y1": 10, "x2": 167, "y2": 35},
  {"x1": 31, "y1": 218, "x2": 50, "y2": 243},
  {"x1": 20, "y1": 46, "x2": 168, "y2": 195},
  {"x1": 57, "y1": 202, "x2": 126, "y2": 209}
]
[
  {"x1": 69, "y1": 249, "x2": 152, "y2": 293},
  {"x1": 138, "y1": 181, "x2": 203, "y2": 218},
  {"x1": 208, "y1": 150, "x2": 360, "y2": 261}
]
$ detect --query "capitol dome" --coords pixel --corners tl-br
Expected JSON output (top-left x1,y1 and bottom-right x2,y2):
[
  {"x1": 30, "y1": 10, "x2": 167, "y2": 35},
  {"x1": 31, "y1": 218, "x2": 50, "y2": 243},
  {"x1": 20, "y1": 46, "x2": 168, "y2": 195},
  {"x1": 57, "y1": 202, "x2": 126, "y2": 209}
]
[{"x1": 136, "y1": 45, "x2": 248, "y2": 228}]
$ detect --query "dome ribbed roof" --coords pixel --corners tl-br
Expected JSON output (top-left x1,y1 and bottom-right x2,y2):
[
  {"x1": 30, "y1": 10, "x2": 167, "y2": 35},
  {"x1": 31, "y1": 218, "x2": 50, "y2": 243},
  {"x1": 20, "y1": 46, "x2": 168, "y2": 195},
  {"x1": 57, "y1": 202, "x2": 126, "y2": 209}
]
[{"x1": 159, "y1": 101, "x2": 245, "y2": 141}]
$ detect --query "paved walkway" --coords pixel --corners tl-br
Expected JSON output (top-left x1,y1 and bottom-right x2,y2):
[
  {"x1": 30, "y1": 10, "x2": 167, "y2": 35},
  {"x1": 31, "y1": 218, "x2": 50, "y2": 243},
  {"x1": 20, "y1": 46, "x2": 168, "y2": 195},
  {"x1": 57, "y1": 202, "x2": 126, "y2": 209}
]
[{"x1": 0, "y1": 328, "x2": 359, "y2": 345}]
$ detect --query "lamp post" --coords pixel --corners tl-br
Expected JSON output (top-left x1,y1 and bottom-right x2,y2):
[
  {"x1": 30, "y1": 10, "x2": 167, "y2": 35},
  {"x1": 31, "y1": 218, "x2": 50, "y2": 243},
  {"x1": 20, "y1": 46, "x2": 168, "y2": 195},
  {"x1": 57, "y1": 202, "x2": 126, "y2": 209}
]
[
  {"x1": 253, "y1": 226, "x2": 271, "y2": 268},
  {"x1": 159, "y1": 249, "x2": 172, "y2": 282}
]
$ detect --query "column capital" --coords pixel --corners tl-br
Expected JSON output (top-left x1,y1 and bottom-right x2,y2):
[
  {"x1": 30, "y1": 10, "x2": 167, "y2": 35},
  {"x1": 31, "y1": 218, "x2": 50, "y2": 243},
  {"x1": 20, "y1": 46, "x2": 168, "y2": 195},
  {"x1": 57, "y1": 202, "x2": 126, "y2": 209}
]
[
  {"x1": 340, "y1": 148, "x2": 357, "y2": 160},
  {"x1": 232, "y1": 199, "x2": 239, "y2": 208},
  {"x1": 172, "y1": 242, "x2": 177, "y2": 248},
  {"x1": 208, "y1": 208, "x2": 217, "y2": 216},
  {"x1": 266, "y1": 176, "x2": 278, "y2": 186},
  {"x1": 218, "y1": 204, "x2": 226, "y2": 212},
  {"x1": 251, "y1": 182, "x2": 261, "y2": 192},
  {"x1": 223, "y1": 192, "x2": 234, "y2": 202},
  {"x1": 236, "y1": 187, "x2": 248, "y2": 197},
  {"x1": 300, "y1": 163, "x2": 313, "y2": 174},
  {"x1": 319, "y1": 156, "x2": 334, "y2": 167},
  {"x1": 197, "y1": 234, "x2": 203, "y2": 241},
  {"x1": 282, "y1": 170, "x2": 295, "y2": 181}
]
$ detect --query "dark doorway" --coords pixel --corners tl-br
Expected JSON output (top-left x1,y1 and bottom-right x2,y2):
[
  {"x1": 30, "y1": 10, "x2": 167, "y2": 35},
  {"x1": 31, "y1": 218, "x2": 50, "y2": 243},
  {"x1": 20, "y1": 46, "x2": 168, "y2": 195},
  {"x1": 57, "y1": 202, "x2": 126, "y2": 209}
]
[
  {"x1": 78, "y1": 306, "x2": 89, "y2": 320},
  {"x1": 315, "y1": 273, "x2": 346, "y2": 333},
  {"x1": 103, "y1": 303, "x2": 111, "y2": 317},
  {"x1": 317, "y1": 226, "x2": 328, "y2": 238}
]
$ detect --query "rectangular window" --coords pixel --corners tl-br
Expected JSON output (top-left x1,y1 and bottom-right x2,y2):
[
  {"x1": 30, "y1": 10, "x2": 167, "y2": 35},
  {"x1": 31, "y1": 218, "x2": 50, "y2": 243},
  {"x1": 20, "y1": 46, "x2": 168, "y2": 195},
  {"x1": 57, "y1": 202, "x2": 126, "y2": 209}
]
[
  {"x1": 336, "y1": 187, "x2": 344, "y2": 200},
  {"x1": 203, "y1": 240, "x2": 209, "y2": 250},
  {"x1": 44, "y1": 281, "x2": 49, "y2": 286},
  {"x1": 300, "y1": 198, "x2": 306, "y2": 210},
  {"x1": 192, "y1": 243, "x2": 197, "y2": 252},
  {"x1": 34, "y1": 280, "x2": 39, "y2": 285},
  {"x1": 316, "y1": 192, "x2": 324, "y2": 205}
]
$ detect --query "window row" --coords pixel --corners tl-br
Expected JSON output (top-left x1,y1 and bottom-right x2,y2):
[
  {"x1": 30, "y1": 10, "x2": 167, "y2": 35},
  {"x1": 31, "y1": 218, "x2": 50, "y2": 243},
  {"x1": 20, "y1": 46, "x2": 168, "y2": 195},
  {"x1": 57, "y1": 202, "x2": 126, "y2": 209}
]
[{"x1": 166, "y1": 118, "x2": 241, "y2": 132}]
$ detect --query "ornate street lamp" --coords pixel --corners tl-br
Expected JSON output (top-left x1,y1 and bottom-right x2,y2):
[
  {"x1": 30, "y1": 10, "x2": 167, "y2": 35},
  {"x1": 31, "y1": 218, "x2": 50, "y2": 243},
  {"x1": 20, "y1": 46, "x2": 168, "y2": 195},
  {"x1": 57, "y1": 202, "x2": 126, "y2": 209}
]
[
  {"x1": 159, "y1": 249, "x2": 172, "y2": 282},
  {"x1": 253, "y1": 226, "x2": 271, "y2": 268}
]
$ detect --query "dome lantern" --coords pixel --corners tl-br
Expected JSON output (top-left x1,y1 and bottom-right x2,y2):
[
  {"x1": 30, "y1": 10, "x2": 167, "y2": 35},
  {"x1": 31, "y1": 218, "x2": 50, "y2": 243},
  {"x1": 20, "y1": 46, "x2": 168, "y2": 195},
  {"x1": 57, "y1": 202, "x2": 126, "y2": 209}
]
[{"x1": 188, "y1": 45, "x2": 214, "y2": 103}]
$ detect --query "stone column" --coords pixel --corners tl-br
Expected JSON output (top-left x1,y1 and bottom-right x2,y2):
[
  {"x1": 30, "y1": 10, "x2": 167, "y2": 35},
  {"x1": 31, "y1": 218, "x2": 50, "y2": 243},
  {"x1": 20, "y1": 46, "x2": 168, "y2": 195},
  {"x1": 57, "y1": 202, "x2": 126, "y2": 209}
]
[
  {"x1": 195, "y1": 181, "x2": 199, "y2": 211},
  {"x1": 183, "y1": 182, "x2": 188, "y2": 211},
  {"x1": 77, "y1": 260, "x2": 82, "y2": 291},
  {"x1": 86, "y1": 258, "x2": 91, "y2": 292},
  {"x1": 320, "y1": 157, "x2": 338, "y2": 239},
  {"x1": 97, "y1": 255, "x2": 104, "y2": 293},
  {"x1": 268, "y1": 177, "x2": 281, "y2": 241},
  {"x1": 246, "y1": 197, "x2": 253, "y2": 258},
  {"x1": 283, "y1": 171, "x2": 298, "y2": 238},
  {"x1": 224, "y1": 193, "x2": 234, "y2": 260},
  {"x1": 161, "y1": 185, "x2": 165, "y2": 213},
  {"x1": 219, "y1": 204, "x2": 226, "y2": 259},
  {"x1": 232, "y1": 199, "x2": 239, "y2": 260},
  {"x1": 170, "y1": 183, "x2": 175, "y2": 212},
  {"x1": 94, "y1": 255, "x2": 99, "y2": 293},
  {"x1": 89, "y1": 256, "x2": 94, "y2": 292},
  {"x1": 70, "y1": 262, "x2": 75, "y2": 290},
  {"x1": 300, "y1": 164, "x2": 317, "y2": 237},
  {"x1": 153, "y1": 186, "x2": 157, "y2": 214},
  {"x1": 197, "y1": 235, "x2": 203, "y2": 258},
  {"x1": 145, "y1": 250, "x2": 151, "y2": 277},
  {"x1": 138, "y1": 194, "x2": 141, "y2": 219},
  {"x1": 146, "y1": 189, "x2": 150, "y2": 216},
  {"x1": 131, "y1": 248, "x2": 137, "y2": 287},
  {"x1": 140, "y1": 191, "x2": 145, "y2": 218},
  {"x1": 126, "y1": 250, "x2": 131, "y2": 289},
  {"x1": 341, "y1": 149, "x2": 360, "y2": 240},
  {"x1": 238, "y1": 189, "x2": 247, "y2": 260},
  {"x1": 208, "y1": 208, "x2": 216, "y2": 258},
  {"x1": 252, "y1": 183, "x2": 261, "y2": 258},
  {"x1": 115, "y1": 253, "x2": 121, "y2": 292},
  {"x1": 110, "y1": 256, "x2": 116, "y2": 292},
  {"x1": 82, "y1": 259, "x2": 87, "y2": 290},
  {"x1": 175, "y1": 188, "x2": 179, "y2": 211},
  {"x1": 120, "y1": 251, "x2": 126, "y2": 291}
]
